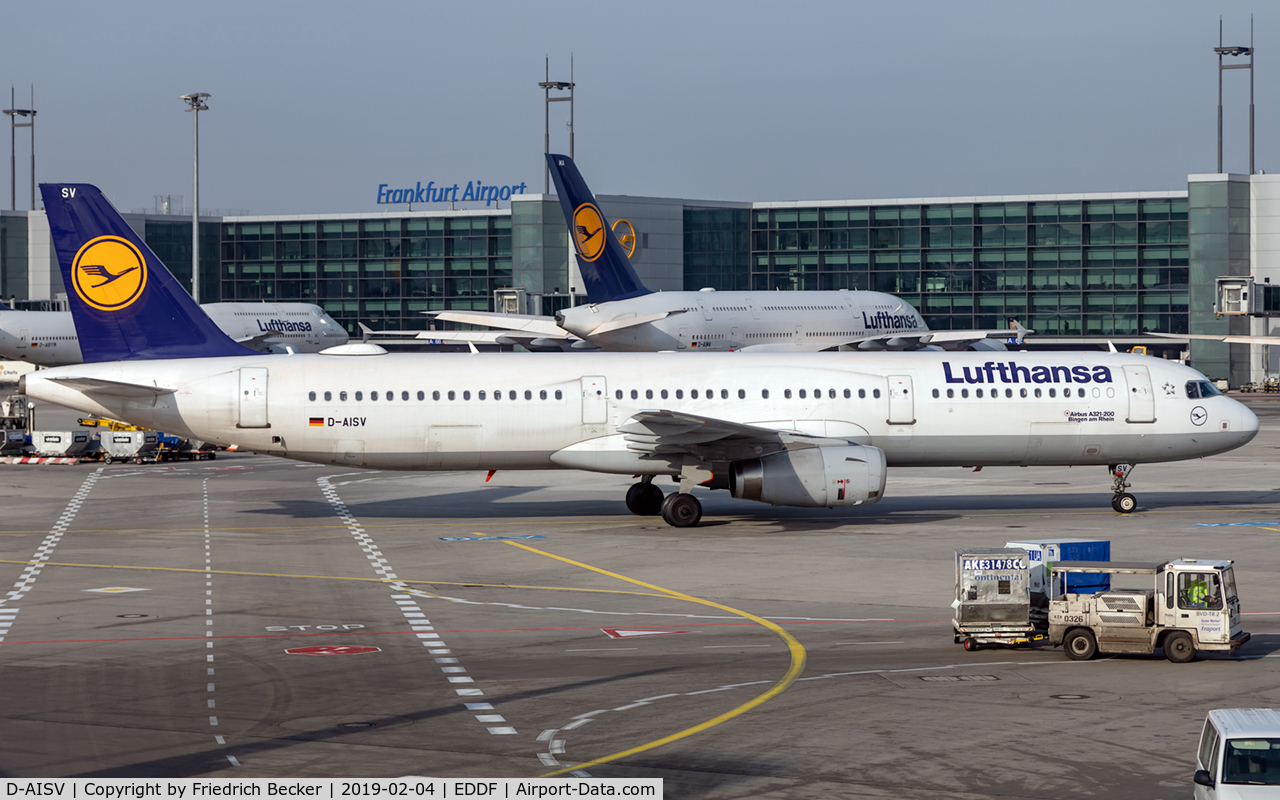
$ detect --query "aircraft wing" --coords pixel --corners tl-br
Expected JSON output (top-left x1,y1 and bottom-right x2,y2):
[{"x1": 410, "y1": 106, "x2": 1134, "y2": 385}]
[
  {"x1": 430, "y1": 310, "x2": 568, "y2": 338},
  {"x1": 1147, "y1": 332, "x2": 1276, "y2": 344},
  {"x1": 618, "y1": 409, "x2": 854, "y2": 462},
  {"x1": 233, "y1": 330, "x2": 283, "y2": 352},
  {"x1": 46, "y1": 376, "x2": 175, "y2": 397},
  {"x1": 736, "y1": 322, "x2": 1032, "y2": 353}
]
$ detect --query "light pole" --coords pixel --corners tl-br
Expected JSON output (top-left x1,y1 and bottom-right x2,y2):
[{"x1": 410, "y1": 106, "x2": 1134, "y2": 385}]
[
  {"x1": 3, "y1": 86, "x2": 36, "y2": 211},
  {"x1": 1215, "y1": 17, "x2": 1255, "y2": 174},
  {"x1": 538, "y1": 56, "x2": 574, "y2": 193},
  {"x1": 181, "y1": 93, "x2": 210, "y2": 302}
]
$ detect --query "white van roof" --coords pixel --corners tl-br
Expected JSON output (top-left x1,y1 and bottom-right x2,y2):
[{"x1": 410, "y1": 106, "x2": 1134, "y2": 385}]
[{"x1": 1208, "y1": 709, "x2": 1280, "y2": 738}]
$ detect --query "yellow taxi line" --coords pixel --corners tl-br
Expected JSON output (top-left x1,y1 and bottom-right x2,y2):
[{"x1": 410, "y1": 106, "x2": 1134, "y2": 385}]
[{"x1": 502, "y1": 539, "x2": 806, "y2": 779}]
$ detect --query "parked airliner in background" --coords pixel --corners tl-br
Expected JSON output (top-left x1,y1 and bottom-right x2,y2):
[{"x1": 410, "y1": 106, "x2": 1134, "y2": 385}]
[
  {"x1": 368, "y1": 154, "x2": 1029, "y2": 353},
  {"x1": 22, "y1": 181, "x2": 1258, "y2": 526},
  {"x1": 0, "y1": 300, "x2": 347, "y2": 366}
]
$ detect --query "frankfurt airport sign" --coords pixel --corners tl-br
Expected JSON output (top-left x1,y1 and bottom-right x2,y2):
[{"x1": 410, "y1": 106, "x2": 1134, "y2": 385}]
[{"x1": 376, "y1": 180, "x2": 528, "y2": 207}]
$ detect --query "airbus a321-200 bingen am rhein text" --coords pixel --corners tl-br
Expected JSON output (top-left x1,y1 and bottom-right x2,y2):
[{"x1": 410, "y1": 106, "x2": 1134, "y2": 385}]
[
  {"x1": 22, "y1": 182, "x2": 1259, "y2": 527},
  {"x1": 375, "y1": 153, "x2": 1029, "y2": 353}
]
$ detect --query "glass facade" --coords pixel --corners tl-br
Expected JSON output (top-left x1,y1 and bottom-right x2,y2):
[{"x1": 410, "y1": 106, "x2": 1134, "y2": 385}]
[
  {"x1": 145, "y1": 219, "x2": 220, "y2": 303},
  {"x1": 748, "y1": 198, "x2": 1190, "y2": 336},
  {"x1": 0, "y1": 214, "x2": 28, "y2": 302},
  {"x1": 218, "y1": 214, "x2": 512, "y2": 334},
  {"x1": 684, "y1": 207, "x2": 750, "y2": 291},
  {"x1": 1188, "y1": 177, "x2": 1251, "y2": 384}
]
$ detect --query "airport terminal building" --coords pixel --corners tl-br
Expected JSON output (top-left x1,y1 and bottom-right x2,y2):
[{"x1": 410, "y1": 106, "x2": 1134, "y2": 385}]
[{"x1": 2, "y1": 171, "x2": 1277, "y2": 384}]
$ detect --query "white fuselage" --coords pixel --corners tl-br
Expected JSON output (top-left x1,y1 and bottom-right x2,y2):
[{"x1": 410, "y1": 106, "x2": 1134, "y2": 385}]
[
  {"x1": 0, "y1": 303, "x2": 348, "y2": 365},
  {"x1": 23, "y1": 351, "x2": 1257, "y2": 477},
  {"x1": 557, "y1": 290, "x2": 929, "y2": 351}
]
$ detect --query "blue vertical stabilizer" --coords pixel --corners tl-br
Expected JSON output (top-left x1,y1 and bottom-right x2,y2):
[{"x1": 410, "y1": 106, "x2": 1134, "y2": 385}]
[
  {"x1": 545, "y1": 154, "x2": 652, "y2": 304},
  {"x1": 39, "y1": 183, "x2": 257, "y2": 361}
]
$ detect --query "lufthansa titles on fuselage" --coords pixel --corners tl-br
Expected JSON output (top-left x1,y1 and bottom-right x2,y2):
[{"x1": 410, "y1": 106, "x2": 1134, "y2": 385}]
[
  {"x1": 944, "y1": 361, "x2": 1114, "y2": 385},
  {"x1": 861, "y1": 310, "x2": 921, "y2": 331},
  {"x1": 257, "y1": 318, "x2": 313, "y2": 333}
]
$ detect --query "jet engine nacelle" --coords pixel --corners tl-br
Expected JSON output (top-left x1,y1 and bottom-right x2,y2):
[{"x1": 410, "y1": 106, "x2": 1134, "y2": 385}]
[{"x1": 730, "y1": 445, "x2": 887, "y2": 508}]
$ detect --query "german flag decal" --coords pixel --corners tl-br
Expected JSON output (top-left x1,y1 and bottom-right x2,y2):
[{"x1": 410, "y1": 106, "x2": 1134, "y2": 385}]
[{"x1": 309, "y1": 417, "x2": 324, "y2": 427}]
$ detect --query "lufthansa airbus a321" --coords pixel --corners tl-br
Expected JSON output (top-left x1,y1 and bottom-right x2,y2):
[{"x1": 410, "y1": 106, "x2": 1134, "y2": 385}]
[{"x1": 20, "y1": 182, "x2": 1259, "y2": 527}]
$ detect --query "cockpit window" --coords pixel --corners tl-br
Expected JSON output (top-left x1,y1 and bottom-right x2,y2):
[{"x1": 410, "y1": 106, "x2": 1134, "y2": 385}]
[{"x1": 1186, "y1": 380, "x2": 1221, "y2": 399}]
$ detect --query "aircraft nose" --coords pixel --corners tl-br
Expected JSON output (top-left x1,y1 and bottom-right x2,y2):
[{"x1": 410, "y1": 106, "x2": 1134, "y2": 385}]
[{"x1": 1238, "y1": 399, "x2": 1260, "y2": 439}]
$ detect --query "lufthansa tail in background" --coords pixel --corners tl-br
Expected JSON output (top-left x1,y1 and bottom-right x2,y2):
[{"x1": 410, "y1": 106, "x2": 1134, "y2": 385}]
[{"x1": 394, "y1": 154, "x2": 1028, "y2": 353}]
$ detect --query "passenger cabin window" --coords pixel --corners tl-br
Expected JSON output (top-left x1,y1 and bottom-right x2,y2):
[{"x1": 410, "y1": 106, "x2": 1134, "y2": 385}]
[
  {"x1": 431, "y1": 391, "x2": 439, "y2": 400},
  {"x1": 525, "y1": 390, "x2": 532, "y2": 400},
  {"x1": 739, "y1": 389, "x2": 746, "y2": 399},
  {"x1": 961, "y1": 389, "x2": 969, "y2": 398},
  {"x1": 873, "y1": 389, "x2": 881, "y2": 398},
  {"x1": 932, "y1": 389, "x2": 939, "y2": 398},
  {"x1": 784, "y1": 389, "x2": 792, "y2": 399},
  {"x1": 678, "y1": 390, "x2": 685, "y2": 399},
  {"x1": 478, "y1": 391, "x2": 486, "y2": 400},
  {"x1": 354, "y1": 391, "x2": 363, "y2": 401},
  {"x1": 976, "y1": 389, "x2": 983, "y2": 398},
  {"x1": 843, "y1": 389, "x2": 851, "y2": 398},
  {"x1": 371, "y1": 392, "x2": 378, "y2": 401},
  {"x1": 799, "y1": 389, "x2": 807, "y2": 399},
  {"x1": 325, "y1": 391, "x2": 332, "y2": 401},
  {"x1": 946, "y1": 389, "x2": 954, "y2": 398},
  {"x1": 1049, "y1": 388, "x2": 1056, "y2": 398},
  {"x1": 509, "y1": 390, "x2": 516, "y2": 400},
  {"x1": 447, "y1": 391, "x2": 455, "y2": 400},
  {"x1": 616, "y1": 390, "x2": 623, "y2": 400},
  {"x1": 631, "y1": 390, "x2": 639, "y2": 400},
  {"x1": 555, "y1": 390, "x2": 563, "y2": 400},
  {"x1": 646, "y1": 390, "x2": 653, "y2": 400},
  {"x1": 859, "y1": 389, "x2": 866, "y2": 399},
  {"x1": 762, "y1": 389, "x2": 769, "y2": 399},
  {"x1": 540, "y1": 390, "x2": 547, "y2": 400},
  {"x1": 1005, "y1": 388, "x2": 1013, "y2": 398},
  {"x1": 661, "y1": 389, "x2": 669, "y2": 399},
  {"x1": 722, "y1": 389, "x2": 729, "y2": 399},
  {"x1": 828, "y1": 389, "x2": 835, "y2": 399},
  {"x1": 309, "y1": 391, "x2": 316, "y2": 401},
  {"x1": 1034, "y1": 388, "x2": 1042, "y2": 398}
]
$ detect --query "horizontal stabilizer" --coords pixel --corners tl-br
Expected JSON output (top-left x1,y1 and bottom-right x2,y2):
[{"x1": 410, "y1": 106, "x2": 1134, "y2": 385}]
[
  {"x1": 1148, "y1": 332, "x2": 1272, "y2": 344},
  {"x1": 47, "y1": 376, "x2": 175, "y2": 397},
  {"x1": 587, "y1": 311, "x2": 680, "y2": 336}
]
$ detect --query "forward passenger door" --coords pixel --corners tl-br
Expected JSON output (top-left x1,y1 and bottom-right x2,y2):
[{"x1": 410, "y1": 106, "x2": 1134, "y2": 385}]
[{"x1": 1124, "y1": 365, "x2": 1156, "y2": 423}]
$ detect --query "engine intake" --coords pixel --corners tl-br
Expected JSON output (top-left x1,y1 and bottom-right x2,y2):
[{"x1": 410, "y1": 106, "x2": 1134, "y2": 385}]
[{"x1": 730, "y1": 445, "x2": 887, "y2": 508}]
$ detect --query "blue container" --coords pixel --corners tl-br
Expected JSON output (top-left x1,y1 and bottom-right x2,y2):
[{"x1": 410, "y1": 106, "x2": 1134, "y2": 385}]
[{"x1": 1004, "y1": 539, "x2": 1111, "y2": 597}]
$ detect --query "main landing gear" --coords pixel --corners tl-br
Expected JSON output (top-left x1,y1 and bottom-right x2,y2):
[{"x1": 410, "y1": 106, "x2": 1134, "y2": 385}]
[
  {"x1": 624, "y1": 476, "x2": 703, "y2": 528},
  {"x1": 1110, "y1": 464, "x2": 1137, "y2": 513},
  {"x1": 625, "y1": 476, "x2": 665, "y2": 516}
]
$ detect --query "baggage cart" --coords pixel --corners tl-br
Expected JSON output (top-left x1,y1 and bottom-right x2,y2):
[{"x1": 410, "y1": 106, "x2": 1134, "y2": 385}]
[{"x1": 953, "y1": 548, "x2": 1045, "y2": 650}]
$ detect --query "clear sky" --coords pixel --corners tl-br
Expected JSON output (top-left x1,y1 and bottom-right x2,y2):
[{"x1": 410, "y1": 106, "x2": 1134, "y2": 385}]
[{"x1": 1, "y1": 1, "x2": 1273, "y2": 215}]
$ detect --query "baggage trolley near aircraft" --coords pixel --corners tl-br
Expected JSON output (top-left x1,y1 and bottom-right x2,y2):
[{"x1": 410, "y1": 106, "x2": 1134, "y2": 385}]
[
  {"x1": 100, "y1": 430, "x2": 218, "y2": 464},
  {"x1": 952, "y1": 548, "x2": 1047, "y2": 651},
  {"x1": 1049, "y1": 560, "x2": 1250, "y2": 663}
]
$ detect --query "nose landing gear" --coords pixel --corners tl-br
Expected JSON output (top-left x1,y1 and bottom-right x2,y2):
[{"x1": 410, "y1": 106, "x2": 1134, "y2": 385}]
[{"x1": 1110, "y1": 464, "x2": 1137, "y2": 513}]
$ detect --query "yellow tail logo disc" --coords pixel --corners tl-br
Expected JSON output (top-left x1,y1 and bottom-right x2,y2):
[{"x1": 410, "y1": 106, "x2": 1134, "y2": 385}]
[
  {"x1": 71, "y1": 236, "x2": 148, "y2": 311},
  {"x1": 572, "y1": 203, "x2": 607, "y2": 262}
]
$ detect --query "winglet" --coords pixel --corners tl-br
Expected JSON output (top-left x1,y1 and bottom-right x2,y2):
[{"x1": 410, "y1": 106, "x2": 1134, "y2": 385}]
[
  {"x1": 40, "y1": 183, "x2": 258, "y2": 361},
  {"x1": 359, "y1": 322, "x2": 374, "y2": 343},
  {"x1": 545, "y1": 154, "x2": 652, "y2": 304},
  {"x1": 1009, "y1": 319, "x2": 1031, "y2": 344}
]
